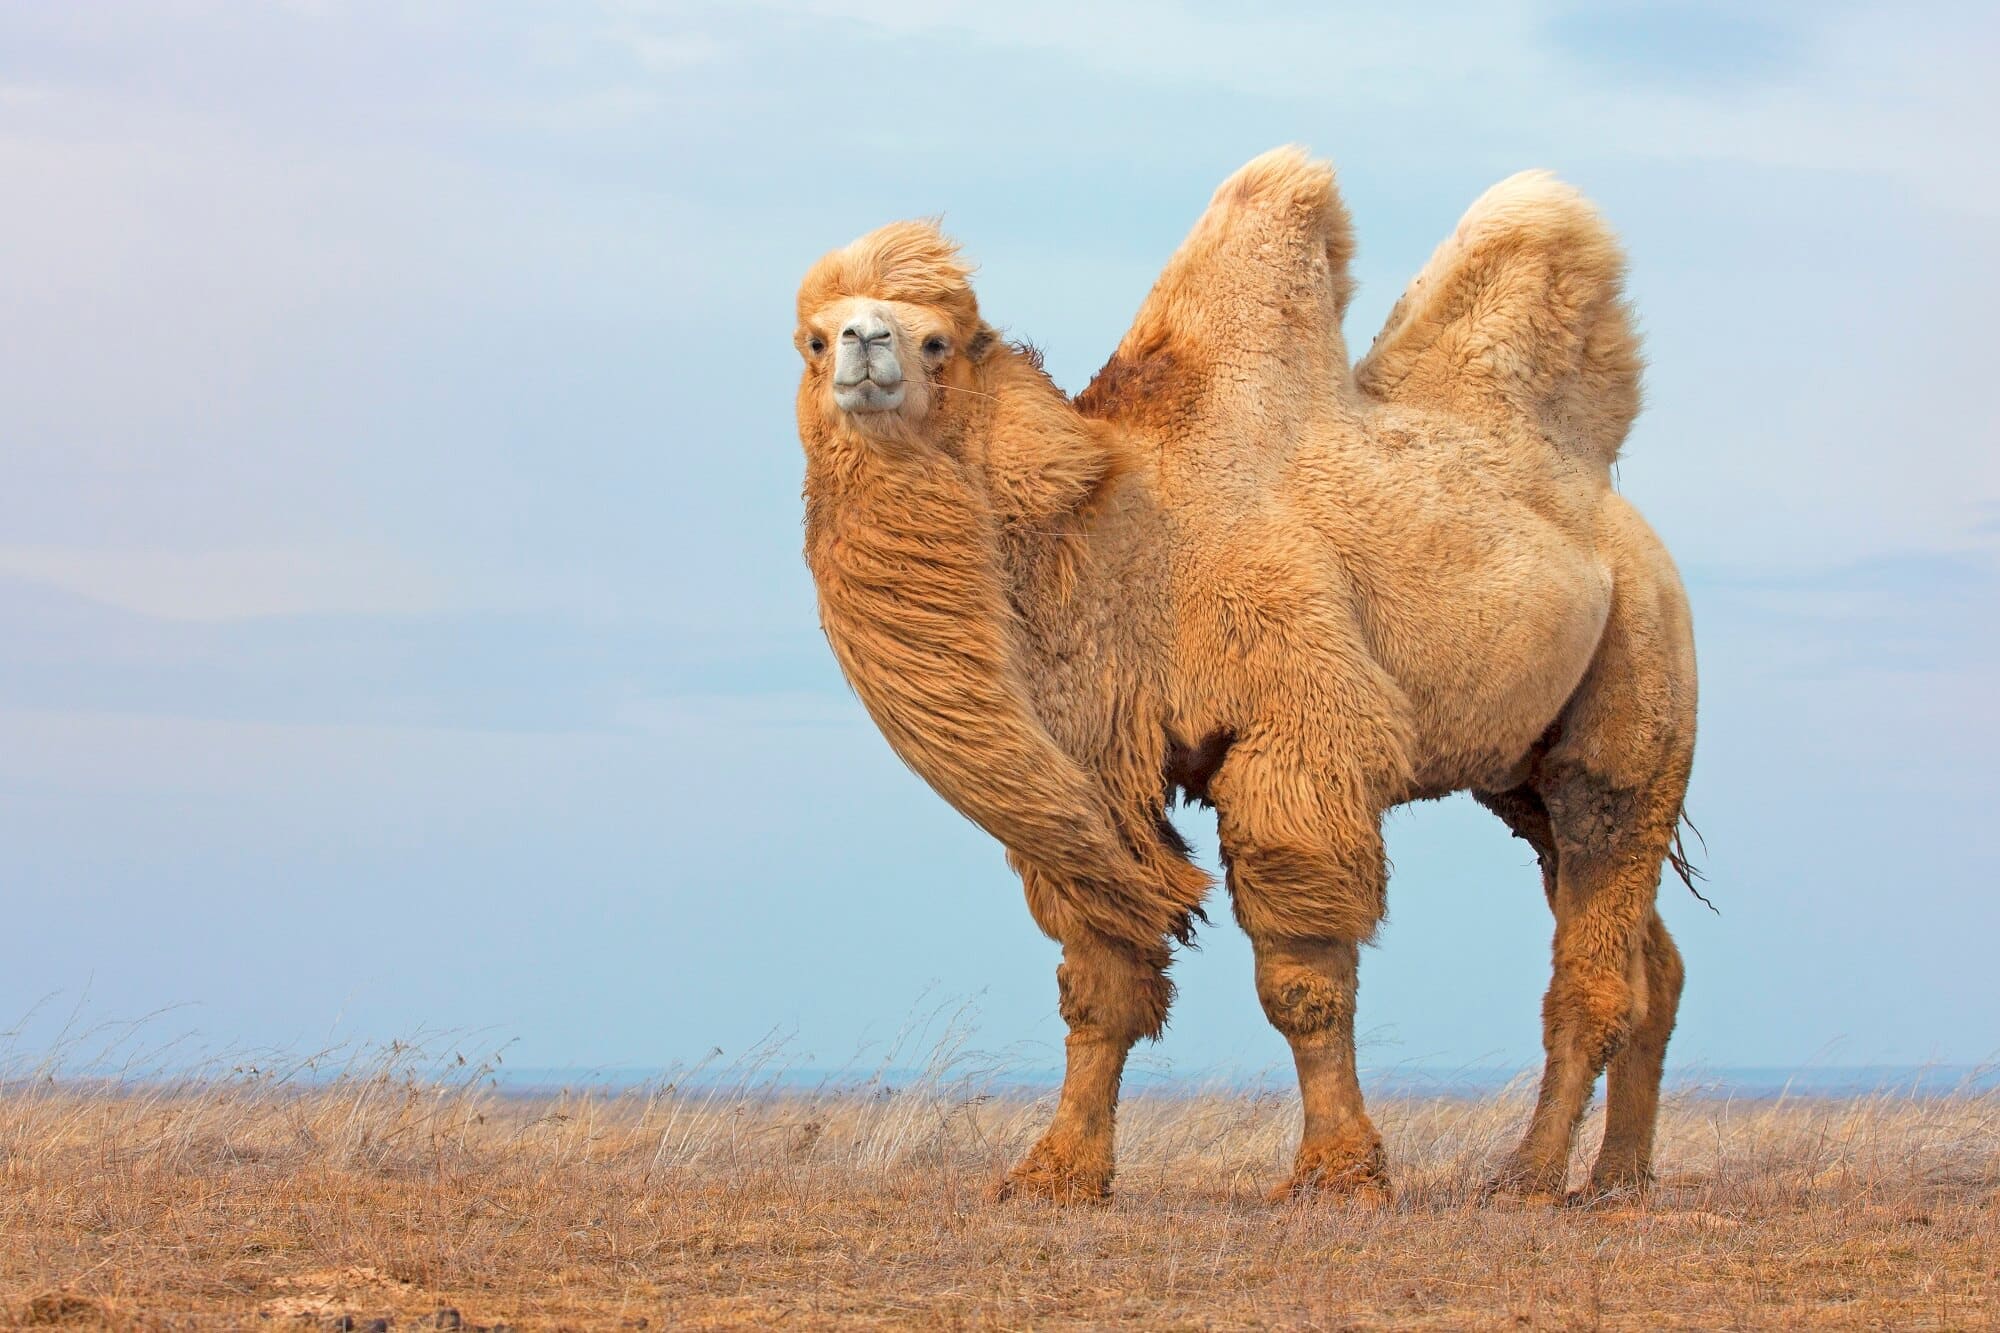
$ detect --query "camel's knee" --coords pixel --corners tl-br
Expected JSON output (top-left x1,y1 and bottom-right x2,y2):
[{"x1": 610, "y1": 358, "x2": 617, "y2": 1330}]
[
  {"x1": 1253, "y1": 939, "x2": 1357, "y2": 1040},
  {"x1": 1056, "y1": 936, "x2": 1171, "y2": 1045},
  {"x1": 1259, "y1": 967, "x2": 1352, "y2": 1040}
]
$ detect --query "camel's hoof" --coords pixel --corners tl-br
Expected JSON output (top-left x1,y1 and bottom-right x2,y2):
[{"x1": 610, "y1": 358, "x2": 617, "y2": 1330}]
[
  {"x1": 1567, "y1": 1169, "x2": 1652, "y2": 1209},
  {"x1": 1483, "y1": 1161, "x2": 1567, "y2": 1207},
  {"x1": 1268, "y1": 1138, "x2": 1390, "y2": 1206},
  {"x1": 1266, "y1": 1169, "x2": 1391, "y2": 1207},
  {"x1": 992, "y1": 1146, "x2": 1112, "y2": 1205}
]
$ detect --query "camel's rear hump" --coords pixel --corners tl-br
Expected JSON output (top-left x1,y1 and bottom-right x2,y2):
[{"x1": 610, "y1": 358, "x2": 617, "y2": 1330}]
[{"x1": 1355, "y1": 172, "x2": 1642, "y2": 470}]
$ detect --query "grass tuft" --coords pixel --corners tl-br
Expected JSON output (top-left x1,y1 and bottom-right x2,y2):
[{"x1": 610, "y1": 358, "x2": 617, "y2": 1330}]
[{"x1": 1, "y1": 1033, "x2": 1994, "y2": 1328}]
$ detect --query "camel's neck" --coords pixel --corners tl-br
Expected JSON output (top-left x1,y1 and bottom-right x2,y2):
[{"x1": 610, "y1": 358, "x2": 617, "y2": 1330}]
[
  {"x1": 802, "y1": 341, "x2": 1162, "y2": 769},
  {"x1": 956, "y1": 347, "x2": 1132, "y2": 532},
  {"x1": 799, "y1": 361, "x2": 1180, "y2": 930},
  {"x1": 956, "y1": 351, "x2": 1162, "y2": 677}
]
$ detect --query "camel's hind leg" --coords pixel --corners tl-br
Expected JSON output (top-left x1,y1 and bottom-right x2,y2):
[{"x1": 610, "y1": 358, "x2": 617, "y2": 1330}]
[
  {"x1": 1495, "y1": 543, "x2": 1696, "y2": 1199},
  {"x1": 1496, "y1": 756, "x2": 1687, "y2": 1199},
  {"x1": 1475, "y1": 784, "x2": 1559, "y2": 905},
  {"x1": 1592, "y1": 910, "x2": 1684, "y2": 1192},
  {"x1": 1481, "y1": 786, "x2": 1686, "y2": 1196}
]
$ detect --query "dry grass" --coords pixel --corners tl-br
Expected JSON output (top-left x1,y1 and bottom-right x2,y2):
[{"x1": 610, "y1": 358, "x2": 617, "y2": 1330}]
[{"x1": 2, "y1": 1039, "x2": 1995, "y2": 1330}]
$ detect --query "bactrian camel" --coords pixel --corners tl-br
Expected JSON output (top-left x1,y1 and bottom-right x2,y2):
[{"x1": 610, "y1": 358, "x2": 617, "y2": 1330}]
[{"x1": 792, "y1": 147, "x2": 1697, "y2": 1204}]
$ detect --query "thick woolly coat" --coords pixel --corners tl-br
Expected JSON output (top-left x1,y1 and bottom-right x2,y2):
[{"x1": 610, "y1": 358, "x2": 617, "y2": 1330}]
[{"x1": 796, "y1": 149, "x2": 1693, "y2": 991}]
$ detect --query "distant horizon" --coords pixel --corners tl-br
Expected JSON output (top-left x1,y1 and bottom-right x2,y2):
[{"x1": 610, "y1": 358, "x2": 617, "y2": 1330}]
[
  {"x1": 9, "y1": 1000, "x2": 1994, "y2": 1100},
  {"x1": 474, "y1": 1061, "x2": 2000, "y2": 1099},
  {"x1": 16, "y1": 1059, "x2": 1998, "y2": 1102}
]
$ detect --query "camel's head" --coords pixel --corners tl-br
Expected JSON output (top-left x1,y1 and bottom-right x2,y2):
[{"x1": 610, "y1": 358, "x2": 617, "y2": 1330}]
[{"x1": 794, "y1": 221, "x2": 995, "y2": 447}]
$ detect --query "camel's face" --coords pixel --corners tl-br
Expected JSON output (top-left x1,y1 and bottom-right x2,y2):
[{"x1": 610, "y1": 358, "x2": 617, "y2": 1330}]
[
  {"x1": 794, "y1": 221, "x2": 985, "y2": 449},
  {"x1": 795, "y1": 295, "x2": 964, "y2": 438}
]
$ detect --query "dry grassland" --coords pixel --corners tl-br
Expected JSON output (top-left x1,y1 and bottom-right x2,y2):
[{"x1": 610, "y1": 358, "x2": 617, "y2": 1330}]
[{"x1": 2, "y1": 1047, "x2": 1995, "y2": 1330}]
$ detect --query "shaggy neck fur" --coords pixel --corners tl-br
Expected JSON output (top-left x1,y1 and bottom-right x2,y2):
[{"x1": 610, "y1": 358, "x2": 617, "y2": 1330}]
[{"x1": 803, "y1": 348, "x2": 1199, "y2": 950}]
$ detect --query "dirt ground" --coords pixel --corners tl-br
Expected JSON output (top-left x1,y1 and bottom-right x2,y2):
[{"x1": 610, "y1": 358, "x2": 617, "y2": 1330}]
[{"x1": 2, "y1": 1066, "x2": 1994, "y2": 1329}]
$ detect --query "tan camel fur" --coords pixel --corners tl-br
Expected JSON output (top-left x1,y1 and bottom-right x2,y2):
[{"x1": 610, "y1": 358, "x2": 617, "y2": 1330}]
[{"x1": 793, "y1": 147, "x2": 1697, "y2": 1204}]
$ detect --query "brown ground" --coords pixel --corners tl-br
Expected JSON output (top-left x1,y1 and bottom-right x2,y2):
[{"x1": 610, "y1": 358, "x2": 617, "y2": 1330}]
[{"x1": 2, "y1": 1062, "x2": 1995, "y2": 1330}]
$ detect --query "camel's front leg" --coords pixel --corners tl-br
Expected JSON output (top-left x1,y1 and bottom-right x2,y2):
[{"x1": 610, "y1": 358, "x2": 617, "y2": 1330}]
[
  {"x1": 998, "y1": 926, "x2": 1170, "y2": 1203},
  {"x1": 1253, "y1": 934, "x2": 1387, "y2": 1201},
  {"x1": 1206, "y1": 720, "x2": 1395, "y2": 1203}
]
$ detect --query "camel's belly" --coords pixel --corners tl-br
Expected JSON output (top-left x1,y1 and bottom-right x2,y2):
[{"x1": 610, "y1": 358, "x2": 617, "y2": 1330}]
[
  {"x1": 1384, "y1": 535, "x2": 1612, "y2": 793},
  {"x1": 1155, "y1": 486, "x2": 1611, "y2": 800}
]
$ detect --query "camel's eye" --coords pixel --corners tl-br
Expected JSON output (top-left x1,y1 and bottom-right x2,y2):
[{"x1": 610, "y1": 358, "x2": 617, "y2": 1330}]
[
  {"x1": 922, "y1": 335, "x2": 950, "y2": 359},
  {"x1": 806, "y1": 334, "x2": 827, "y2": 356}
]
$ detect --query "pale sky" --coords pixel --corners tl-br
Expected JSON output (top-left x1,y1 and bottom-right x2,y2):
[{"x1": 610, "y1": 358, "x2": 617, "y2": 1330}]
[{"x1": 4, "y1": 2, "x2": 1996, "y2": 1078}]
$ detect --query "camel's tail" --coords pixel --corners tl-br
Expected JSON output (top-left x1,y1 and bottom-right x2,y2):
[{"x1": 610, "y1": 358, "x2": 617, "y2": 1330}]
[
  {"x1": 1355, "y1": 171, "x2": 1643, "y2": 471},
  {"x1": 1668, "y1": 807, "x2": 1716, "y2": 913}
]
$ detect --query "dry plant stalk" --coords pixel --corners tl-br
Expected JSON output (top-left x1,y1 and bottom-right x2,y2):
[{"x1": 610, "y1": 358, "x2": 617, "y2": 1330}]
[{"x1": 1, "y1": 1041, "x2": 1994, "y2": 1330}]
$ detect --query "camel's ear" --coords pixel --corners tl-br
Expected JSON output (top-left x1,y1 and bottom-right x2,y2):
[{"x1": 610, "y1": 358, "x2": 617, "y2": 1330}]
[{"x1": 966, "y1": 322, "x2": 1000, "y2": 364}]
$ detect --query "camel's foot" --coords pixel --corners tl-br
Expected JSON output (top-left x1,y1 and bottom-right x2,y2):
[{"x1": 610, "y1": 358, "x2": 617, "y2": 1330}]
[
  {"x1": 1484, "y1": 1155, "x2": 1568, "y2": 1207},
  {"x1": 1267, "y1": 1130, "x2": 1389, "y2": 1205},
  {"x1": 1575, "y1": 1162, "x2": 1655, "y2": 1206},
  {"x1": 993, "y1": 1133, "x2": 1112, "y2": 1205}
]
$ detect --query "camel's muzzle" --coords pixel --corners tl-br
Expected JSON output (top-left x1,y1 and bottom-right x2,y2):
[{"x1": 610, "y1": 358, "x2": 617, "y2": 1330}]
[{"x1": 832, "y1": 308, "x2": 907, "y2": 414}]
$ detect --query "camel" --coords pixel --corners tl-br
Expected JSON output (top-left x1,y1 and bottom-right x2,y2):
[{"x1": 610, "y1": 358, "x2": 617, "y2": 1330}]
[{"x1": 791, "y1": 147, "x2": 1696, "y2": 1204}]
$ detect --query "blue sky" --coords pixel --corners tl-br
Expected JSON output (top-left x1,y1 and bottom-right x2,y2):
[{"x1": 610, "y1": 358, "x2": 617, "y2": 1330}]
[{"x1": 3, "y1": 2, "x2": 1995, "y2": 1077}]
